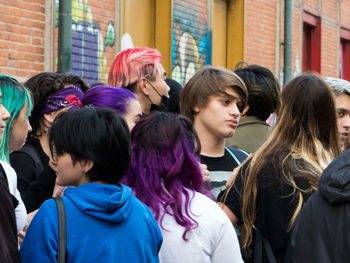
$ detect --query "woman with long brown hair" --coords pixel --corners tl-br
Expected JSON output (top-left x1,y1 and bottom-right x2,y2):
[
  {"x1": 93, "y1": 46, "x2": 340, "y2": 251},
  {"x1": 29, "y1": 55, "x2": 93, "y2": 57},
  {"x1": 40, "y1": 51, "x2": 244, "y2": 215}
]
[{"x1": 220, "y1": 74, "x2": 341, "y2": 262}]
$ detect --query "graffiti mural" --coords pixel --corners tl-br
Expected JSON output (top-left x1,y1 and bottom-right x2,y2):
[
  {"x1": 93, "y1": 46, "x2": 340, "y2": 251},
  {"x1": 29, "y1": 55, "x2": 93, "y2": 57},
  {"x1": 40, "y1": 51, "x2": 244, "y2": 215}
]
[
  {"x1": 56, "y1": 0, "x2": 116, "y2": 84},
  {"x1": 171, "y1": 0, "x2": 211, "y2": 85}
]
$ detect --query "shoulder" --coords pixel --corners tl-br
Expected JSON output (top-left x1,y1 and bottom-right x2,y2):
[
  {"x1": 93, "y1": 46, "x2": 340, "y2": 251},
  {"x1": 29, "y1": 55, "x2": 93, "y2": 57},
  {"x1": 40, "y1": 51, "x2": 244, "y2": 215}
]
[
  {"x1": 0, "y1": 161, "x2": 16, "y2": 186},
  {"x1": 225, "y1": 147, "x2": 249, "y2": 163},
  {"x1": 190, "y1": 192, "x2": 231, "y2": 225}
]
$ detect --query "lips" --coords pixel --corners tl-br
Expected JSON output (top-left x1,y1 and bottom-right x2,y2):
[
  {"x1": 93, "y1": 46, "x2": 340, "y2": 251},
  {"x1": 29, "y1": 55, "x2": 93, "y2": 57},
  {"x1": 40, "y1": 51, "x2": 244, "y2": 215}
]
[
  {"x1": 340, "y1": 132, "x2": 349, "y2": 139},
  {"x1": 226, "y1": 120, "x2": 238, "y2": 128}
]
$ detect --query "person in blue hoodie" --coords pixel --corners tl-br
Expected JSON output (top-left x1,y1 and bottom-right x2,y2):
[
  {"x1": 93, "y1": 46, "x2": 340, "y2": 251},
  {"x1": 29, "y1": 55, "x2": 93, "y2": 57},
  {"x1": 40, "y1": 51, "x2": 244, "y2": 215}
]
[{"x1": 20, "y1": 107, "x2": 162, "y2": 263}]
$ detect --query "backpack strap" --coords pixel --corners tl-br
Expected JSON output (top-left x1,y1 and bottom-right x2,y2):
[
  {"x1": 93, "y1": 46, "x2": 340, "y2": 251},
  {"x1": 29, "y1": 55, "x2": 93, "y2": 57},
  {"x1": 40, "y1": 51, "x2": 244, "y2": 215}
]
[
  {"x1": 18, "y1": 144, "x2": 44, "y2": 175},
  {"x1": 254, "y1": 231, "x2": 278, "y2": 263},
  {"x1": 54, "y1": 197, "x2": 67, "y2": 263},
  {"x1": 225, "y1": 146, "x2": 249, "y2": 166}
]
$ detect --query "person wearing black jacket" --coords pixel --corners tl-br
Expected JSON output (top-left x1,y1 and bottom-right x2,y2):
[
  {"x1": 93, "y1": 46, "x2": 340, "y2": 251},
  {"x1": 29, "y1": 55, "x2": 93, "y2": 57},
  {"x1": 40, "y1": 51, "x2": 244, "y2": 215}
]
[
  {"x1": 0, "y1": 165, "x2": 20, "y2": 263},
  {"x1": 290, "y1": 148, "x2": 350, "y2": 263},
  {"x1": 10, "y1": 72, "x2": 88, "y2": 213},
  {"x1": 0, "y1": 81, "x2": 19, "y2": 262}
]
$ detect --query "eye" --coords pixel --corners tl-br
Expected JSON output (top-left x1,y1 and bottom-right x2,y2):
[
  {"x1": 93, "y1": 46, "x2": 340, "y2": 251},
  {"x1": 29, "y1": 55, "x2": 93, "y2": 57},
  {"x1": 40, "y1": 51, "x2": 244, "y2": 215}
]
[
  {"x1": 338, "y1": 110, "x2": 345, "y2": 118},
  {"x1": 221, "y1": 99, "x2": 230, "y2": 105}
]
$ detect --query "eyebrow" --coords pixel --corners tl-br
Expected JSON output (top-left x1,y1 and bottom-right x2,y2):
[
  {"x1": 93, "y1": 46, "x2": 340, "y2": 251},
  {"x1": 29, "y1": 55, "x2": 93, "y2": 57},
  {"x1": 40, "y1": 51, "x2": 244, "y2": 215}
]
[
  {"x1": 220, "y1": 92, "x2": 241, "y2": 102},
  {"x1": 337, "y1": 108, "x2": 350, "y2": 112}
]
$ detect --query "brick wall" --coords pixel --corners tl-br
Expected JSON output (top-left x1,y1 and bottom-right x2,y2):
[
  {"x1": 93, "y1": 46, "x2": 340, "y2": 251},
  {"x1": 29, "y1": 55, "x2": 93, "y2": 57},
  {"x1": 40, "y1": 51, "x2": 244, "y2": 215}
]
[
  {"x1": 0, "y1": 0, "x2": 117, "y2": 84},
  {"x1": 0, "y1": 0, "x2": 46, "y2": 82},
  {"x1": 1, "y1": 0, "x2": 349, "y2": 83},
  {"x1": 244, "y1": 0, "x2": 277, "y2": 73}
]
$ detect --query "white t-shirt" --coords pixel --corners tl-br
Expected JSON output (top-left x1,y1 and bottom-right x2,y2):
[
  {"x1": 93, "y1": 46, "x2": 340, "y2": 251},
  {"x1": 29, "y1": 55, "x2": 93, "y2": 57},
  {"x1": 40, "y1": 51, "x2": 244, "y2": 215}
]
[
  {"x1": 158, "y1": 191, "x2": 243, "y2": 263},
  {"x1": 1, "y1": 161, "x2": 27, "y2": 234}
]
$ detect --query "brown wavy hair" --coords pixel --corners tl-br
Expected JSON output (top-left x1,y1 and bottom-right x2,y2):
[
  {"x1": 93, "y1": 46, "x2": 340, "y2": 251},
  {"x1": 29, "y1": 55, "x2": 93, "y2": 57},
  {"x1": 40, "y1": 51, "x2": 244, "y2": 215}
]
[{"x1": 232, "y1": 74, "x2": 340, "y2": 253}]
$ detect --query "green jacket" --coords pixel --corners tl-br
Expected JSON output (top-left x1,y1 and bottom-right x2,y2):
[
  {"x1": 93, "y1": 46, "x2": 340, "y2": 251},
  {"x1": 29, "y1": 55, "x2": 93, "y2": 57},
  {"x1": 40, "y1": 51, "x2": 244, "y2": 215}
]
[{"x1": 226, "y1": 115, "x2": 271, "y2": 154}]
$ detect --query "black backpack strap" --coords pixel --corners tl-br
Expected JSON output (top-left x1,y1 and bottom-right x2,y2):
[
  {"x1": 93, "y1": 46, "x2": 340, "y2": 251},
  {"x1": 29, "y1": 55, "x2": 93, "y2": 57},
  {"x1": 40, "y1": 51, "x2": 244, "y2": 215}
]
[
  {"x1": 254, "y1": 231, "x2": 278, "y2": 263},
  {"x1": 54, "y1": 197, "x2": 66, "y2": 263},
  {"x1": 18, "y1": 144, "x2": 45, "y2": 175}
]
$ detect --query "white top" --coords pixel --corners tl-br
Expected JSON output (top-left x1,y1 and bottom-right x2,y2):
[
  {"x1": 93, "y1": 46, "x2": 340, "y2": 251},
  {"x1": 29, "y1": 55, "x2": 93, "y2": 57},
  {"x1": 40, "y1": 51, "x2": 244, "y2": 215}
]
[
  {"x1": 158, "y1": 191, "x2": 243, "y2": 263},
  {"x1": 1, "y1": 161, "x2": 27, "y2": 234}
]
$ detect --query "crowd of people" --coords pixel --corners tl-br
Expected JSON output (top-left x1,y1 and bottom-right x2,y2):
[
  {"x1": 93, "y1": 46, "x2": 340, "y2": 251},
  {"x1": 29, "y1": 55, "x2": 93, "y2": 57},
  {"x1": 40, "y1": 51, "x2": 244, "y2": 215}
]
[{"x1": 1, "y1": 46, "x2": 350, "y2": 263}]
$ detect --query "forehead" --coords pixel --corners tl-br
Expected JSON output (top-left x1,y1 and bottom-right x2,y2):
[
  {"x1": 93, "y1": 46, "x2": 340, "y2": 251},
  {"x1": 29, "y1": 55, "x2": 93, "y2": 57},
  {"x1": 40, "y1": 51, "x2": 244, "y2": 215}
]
[{"x1": 335, "y1": 94, "x2": 350, "y2": 111}]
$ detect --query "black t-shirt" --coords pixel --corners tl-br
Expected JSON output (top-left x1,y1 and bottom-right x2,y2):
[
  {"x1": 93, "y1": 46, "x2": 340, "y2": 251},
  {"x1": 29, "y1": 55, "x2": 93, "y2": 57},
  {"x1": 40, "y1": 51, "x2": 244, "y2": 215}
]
[
  {"x1": 0, "y1": 165, "x2": 20, "y2": 263},
  {"x1": 223, "y1": 154, "x2": 312, "y2": 263},
  {"x1": 10, "y1": 137, "x2": 56, "y2": 213},
  {"x1": 200, "y1": 147, "x2": 248, "y2": 198}
]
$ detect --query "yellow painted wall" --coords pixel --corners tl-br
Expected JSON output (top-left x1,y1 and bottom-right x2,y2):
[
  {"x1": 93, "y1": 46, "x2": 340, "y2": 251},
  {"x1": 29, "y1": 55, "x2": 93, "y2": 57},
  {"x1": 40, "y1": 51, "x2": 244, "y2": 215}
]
[
  {"x1": 211, "y1": 0, "x2": 245, "y2": 69},
  {"x1": 155, "y1": 0, "x2": 172, "y2": 75},
  {"x1": 120, "y1": 0, "x2": 171, "y2": 74},
  {"x1": 120, "y1": 0, "x2": 155, "y2": 47},
  {"x1": 227, "y1": 0, "x2": 245, "y2": 69},
  {"x1": 212, "y1": 0, "x2": 228, "y2": 67}
]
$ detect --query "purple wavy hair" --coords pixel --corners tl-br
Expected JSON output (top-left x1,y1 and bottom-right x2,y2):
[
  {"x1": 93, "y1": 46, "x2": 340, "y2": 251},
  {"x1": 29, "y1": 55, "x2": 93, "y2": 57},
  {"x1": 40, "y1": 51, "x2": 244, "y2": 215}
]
[
  {"x1": 80, "y1": 85, "x2": 137, "y2": 115},
  {"x1": 122, "y1": 112, "x2": 212, "y2": 240}
]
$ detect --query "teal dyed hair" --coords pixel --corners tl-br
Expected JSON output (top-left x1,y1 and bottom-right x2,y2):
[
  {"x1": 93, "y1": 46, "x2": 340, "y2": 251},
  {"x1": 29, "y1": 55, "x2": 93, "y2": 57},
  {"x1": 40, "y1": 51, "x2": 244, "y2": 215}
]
[{"x1": 0, "y1": 75, "x2": 33, "y2": 163}]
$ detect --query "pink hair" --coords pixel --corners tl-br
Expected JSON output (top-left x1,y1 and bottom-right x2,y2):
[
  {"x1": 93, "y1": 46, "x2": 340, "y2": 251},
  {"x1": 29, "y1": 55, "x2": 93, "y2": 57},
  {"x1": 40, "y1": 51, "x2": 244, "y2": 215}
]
[{"x1": 108, "y1": 47, "x2": 162, "y2": 88}]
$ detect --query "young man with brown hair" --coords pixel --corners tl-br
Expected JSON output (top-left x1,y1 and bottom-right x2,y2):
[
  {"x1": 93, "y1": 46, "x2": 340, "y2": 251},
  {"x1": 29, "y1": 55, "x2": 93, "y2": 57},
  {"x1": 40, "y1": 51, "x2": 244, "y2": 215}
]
[{"x1": 180, "y1": 66, "x2": 249, "y2": 198}]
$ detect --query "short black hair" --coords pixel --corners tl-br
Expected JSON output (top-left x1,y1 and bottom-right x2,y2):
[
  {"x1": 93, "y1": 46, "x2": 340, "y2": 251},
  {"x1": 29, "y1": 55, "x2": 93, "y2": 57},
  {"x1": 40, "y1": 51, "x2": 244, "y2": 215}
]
[
  {"x1": 49, "y1": 107, "x2": 131, "y2": 184},
  {"x1": 234, "y1": 63, "x2": 281, "y2": 121}
]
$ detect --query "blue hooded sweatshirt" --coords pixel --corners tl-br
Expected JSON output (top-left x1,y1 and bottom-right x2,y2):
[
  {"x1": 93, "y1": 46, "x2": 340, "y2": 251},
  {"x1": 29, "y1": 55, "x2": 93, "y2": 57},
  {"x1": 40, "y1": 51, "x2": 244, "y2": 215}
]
[{"x1": 20, "y1": 183, "x2": 162, "y2": 263}]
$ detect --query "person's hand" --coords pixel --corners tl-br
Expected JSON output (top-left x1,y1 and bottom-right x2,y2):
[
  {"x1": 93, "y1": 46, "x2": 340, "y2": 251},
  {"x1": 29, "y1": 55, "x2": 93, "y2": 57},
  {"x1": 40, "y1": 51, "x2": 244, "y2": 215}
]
[{"x1": 199, "y1": 163, "x2": 210, "y2": 183}]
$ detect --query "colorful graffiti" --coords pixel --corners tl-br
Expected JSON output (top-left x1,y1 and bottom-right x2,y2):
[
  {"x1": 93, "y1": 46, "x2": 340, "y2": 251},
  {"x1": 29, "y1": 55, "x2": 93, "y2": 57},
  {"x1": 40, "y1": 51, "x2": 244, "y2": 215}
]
[
  {"x1": 171, "y1": 0, "x2": 211, "y2": 85},
  {"x1": 56, "y1": 0, "x2": 116, "y2": 84}
]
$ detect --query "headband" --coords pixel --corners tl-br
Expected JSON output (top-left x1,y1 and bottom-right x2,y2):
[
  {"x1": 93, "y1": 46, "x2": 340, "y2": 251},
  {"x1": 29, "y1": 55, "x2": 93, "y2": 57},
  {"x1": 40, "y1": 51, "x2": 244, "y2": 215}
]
[{"x1": 39, "y1": 86, "x2": 84, "y2": 116}]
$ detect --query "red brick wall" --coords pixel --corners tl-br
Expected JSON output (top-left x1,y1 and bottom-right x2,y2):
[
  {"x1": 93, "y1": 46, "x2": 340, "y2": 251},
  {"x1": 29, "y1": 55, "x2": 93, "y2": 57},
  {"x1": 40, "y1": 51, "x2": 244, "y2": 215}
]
[
  {"x1": 0, "y1": 0, "x2": 46, "y2": 82},
  {"x1": 279, "y1": 0, "x2": 344, "y2": 80},
  {"x1": 1, "y1": 0, "x2": 350, "y2": 83},
  {"x1": 244, "y1": 0, "x2": 277, "y2": 73},
  {"x1": 340, "y1": 0, "x2": 350, "y2": 30},
  {"x1": 0, "y1": 0, "x2": 117, "y2": 84}
]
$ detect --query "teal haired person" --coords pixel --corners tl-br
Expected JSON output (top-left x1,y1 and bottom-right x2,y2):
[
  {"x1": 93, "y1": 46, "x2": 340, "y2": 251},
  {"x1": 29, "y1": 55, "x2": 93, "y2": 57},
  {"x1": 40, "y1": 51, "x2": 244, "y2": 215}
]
[{"x1": 0, "y1": 75, "x2": 33, "y2": 235}]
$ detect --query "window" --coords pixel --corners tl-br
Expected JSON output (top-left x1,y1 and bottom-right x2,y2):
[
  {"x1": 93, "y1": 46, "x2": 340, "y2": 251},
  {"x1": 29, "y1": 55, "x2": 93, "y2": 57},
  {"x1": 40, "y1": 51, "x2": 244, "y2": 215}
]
[
  {"x1": 302, "y1": 10, "x2": 321, "y2": 73},
  {"x1": 340, "y1": 27, "x2": 350, "y2": 81}
]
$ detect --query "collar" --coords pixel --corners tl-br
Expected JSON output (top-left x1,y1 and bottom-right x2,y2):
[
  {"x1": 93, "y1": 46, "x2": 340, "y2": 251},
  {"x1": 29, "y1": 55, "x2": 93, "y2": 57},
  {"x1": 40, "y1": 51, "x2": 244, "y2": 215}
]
[{"x1": 238, "y1": 115, "x2": 270, "y2": 127}]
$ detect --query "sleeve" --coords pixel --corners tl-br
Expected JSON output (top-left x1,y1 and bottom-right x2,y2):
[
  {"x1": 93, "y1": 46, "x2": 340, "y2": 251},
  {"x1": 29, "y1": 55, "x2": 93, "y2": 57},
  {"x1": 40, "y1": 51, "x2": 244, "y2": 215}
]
[
  {"x1": 0, "y1": 161, "x2": 27, "y2": 233},
  {"x1": 221, "y1": 162, "x2": 250, "y2": 225},
  {"x1": 20, "y1": 199, "x2": 58, "y2": 263},
  {"x1": 210, "y1": 209, "x2": 244, "y2": 263},
  {"x1": 0, "y1": 170, "x2": 20, "y2": 263}
]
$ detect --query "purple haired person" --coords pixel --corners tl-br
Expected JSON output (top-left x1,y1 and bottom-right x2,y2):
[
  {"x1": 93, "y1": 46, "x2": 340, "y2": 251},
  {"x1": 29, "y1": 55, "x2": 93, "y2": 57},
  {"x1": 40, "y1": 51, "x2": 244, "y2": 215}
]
[
  {"x1": 79, "y1": 85, "x2": 142, "y2": 131},
  {"x1": 122, "y1": 112, "x2": 244, "y2": 263}
]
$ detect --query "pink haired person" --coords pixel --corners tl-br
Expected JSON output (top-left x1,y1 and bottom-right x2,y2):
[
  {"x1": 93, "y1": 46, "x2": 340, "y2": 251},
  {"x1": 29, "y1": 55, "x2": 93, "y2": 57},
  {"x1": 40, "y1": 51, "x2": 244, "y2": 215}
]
[{"x1": 108, "y1": 47, "x2": 170, "y2": 113}]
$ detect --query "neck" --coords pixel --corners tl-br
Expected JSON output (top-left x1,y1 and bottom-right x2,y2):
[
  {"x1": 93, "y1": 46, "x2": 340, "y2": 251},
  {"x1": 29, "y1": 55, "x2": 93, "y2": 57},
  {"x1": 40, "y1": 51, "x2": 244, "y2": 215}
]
[
  {"x1": 38, "y1": 132, "x2": 51, "y2": 157},
  {"x1": 136, "y1": 90, "x2": 151, "y2": 114},
  {"x1": 194, "y1": 120, "x2": 226, "y2": 157}
]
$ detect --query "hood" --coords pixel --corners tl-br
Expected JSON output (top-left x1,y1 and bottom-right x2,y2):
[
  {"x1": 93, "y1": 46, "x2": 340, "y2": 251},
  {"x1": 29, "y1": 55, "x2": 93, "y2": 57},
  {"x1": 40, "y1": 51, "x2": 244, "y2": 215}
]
[
  {"x1": 64, "y1": 183, "x2": 133, "y2": 224},
  {"x1": 319, "y1": 149, "x2": 350, "y2": 204}
]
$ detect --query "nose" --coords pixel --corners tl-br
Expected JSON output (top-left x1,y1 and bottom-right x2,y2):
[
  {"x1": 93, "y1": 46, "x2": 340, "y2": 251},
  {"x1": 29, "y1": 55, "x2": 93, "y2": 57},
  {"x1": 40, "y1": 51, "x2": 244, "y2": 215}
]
[
  {"x1": 27, "y1": 120, "x2": 32, "y2": 133},
  {"x1": 164, "y1": 82, "x2": 170, "y2": 97},
  {"x1": 343, "y1": 115, "x2": 350, "y2": 129},
  {"x1": 230, "y1": 103, "x2": 240, "y2": 117},
  {"x1": 1, "y1": 105, "x2": 10, "y2": 121}
]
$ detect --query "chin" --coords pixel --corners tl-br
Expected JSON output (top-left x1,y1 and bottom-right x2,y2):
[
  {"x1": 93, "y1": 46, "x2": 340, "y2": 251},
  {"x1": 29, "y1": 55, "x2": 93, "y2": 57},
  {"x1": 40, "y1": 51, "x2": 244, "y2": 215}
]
[{"x1": 223, "y1": 131, "x2": 235, "y2": 138}]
